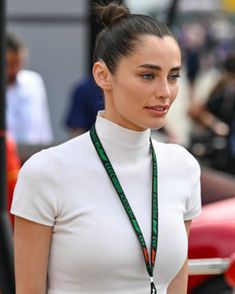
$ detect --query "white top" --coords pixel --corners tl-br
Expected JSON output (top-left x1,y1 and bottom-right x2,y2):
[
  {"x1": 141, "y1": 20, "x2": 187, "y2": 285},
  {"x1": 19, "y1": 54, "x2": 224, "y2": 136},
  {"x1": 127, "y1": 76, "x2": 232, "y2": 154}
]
[
  {"x1": 6, "y1": 70, "x2": 53, "y2": 144},
  {"x1": 11, "y1": 113, "x2": 201, "y2": 294}
]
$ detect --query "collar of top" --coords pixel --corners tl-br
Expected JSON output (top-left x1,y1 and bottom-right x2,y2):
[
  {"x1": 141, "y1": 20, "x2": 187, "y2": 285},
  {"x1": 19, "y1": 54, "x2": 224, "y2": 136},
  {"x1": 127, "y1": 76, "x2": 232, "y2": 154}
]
[{"x1": 95, "y1": 111, "x2": 151, "y2": 150}]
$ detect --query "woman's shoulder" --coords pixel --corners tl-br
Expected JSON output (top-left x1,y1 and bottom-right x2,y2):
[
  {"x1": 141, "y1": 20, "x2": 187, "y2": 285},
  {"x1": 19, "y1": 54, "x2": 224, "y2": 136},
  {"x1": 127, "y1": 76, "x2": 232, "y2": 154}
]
[
  {"x1": 152, "y1": 140, "x2": 200, "y2": 170},
  {"x1": 153, "y1": 140, "x2": 189, "y2": 154},
  {"x1": 21, "y1": 132, "x2": 92, "y2": 175}
]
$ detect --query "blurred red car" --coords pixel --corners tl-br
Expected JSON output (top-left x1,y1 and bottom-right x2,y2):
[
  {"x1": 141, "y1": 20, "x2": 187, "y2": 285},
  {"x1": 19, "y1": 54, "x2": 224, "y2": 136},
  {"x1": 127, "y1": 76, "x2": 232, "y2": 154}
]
[{"x1": 188, "y1": 197, "x2": 235, "y2": 294}]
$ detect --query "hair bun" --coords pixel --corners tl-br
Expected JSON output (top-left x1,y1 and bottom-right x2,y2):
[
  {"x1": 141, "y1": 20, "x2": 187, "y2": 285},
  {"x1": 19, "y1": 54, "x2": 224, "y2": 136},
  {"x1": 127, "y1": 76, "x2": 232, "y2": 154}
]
[{"x1": 95, "y1": 2, "x2": 130, "y2": 28}]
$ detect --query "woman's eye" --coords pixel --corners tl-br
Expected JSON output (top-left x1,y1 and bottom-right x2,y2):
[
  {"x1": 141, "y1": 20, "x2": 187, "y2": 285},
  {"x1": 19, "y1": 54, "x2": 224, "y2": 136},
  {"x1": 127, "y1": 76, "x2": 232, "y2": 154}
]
[
  {"x1": 142, "y1": 73, "x2": 155, "y2": 80},
  {"x1": 168, "y1": 73, "x2": 181, "y2": 81}
]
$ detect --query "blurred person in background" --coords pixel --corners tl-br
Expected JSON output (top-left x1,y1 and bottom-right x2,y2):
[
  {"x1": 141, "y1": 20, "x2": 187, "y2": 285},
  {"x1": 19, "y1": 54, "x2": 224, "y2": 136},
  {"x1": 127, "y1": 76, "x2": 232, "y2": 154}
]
[
  {"x1": 64, "y1": 73, "x2": 104, "y2": 137},
  {"x1": 180, "y1": 23, "x2": 206, "y2": 99},
  {"x1": 6, "y1": 33, "x2": 53, "y2": 145},
  {"x1": 188, "y1": 52, "x2": 235, "y2": 174}
]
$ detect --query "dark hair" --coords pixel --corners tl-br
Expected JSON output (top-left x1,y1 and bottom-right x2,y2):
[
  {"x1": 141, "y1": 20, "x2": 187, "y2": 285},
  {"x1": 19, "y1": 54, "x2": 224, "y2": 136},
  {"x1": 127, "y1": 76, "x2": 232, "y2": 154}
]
[
  {"x1": 6, "y1": 33, "x2": 26, "y2": 52},
  {"x1": 93, "y1": 1, "x2": 177, "y2": 74},
  {"x1": 223, "y1": 52, "x2": 235, "y2": 74}
]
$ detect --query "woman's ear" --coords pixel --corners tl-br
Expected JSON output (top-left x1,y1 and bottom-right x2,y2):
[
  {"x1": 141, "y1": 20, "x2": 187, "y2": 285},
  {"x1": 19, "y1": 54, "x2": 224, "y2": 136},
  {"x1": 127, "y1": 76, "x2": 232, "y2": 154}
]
[{"x1": 93, "y1": 61, "x2": 112, "y2": 91}]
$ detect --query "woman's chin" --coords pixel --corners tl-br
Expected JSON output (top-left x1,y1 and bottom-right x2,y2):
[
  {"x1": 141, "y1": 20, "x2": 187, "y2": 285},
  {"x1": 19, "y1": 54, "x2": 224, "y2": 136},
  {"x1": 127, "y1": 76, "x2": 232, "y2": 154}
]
[{"x1": 147, "y1": 119, "x2": 166, "y2": 130}]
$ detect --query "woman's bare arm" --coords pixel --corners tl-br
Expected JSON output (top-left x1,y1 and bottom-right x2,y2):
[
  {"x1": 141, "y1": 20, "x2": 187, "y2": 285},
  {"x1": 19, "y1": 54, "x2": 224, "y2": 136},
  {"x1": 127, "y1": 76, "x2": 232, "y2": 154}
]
[
  {"x1": 14, "y1": 216, "x2": 52, "y2": 294},
  {"x1": 167, "y1": 220, "x2": 191, "y2": 294}
]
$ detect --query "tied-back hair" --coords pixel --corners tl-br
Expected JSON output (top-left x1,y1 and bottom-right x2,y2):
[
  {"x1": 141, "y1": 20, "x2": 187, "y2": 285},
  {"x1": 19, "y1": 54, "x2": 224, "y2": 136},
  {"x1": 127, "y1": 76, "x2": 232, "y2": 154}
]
[{"x1": 93, "y1": 1, "x2": 177, "y2": 74}]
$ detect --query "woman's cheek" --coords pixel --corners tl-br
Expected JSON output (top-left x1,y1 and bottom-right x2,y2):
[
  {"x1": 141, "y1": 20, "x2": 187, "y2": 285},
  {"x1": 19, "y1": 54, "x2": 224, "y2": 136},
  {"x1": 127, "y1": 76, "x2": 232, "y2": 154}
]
[{"x1": 171, "y1": 85, "x2": 179, "y2": 102}]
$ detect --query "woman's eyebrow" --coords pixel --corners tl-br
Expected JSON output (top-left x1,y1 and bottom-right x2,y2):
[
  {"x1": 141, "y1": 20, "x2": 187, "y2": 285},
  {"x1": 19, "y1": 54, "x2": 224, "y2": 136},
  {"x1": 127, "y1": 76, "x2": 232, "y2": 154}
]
[
  {"x1": 137, "y1": 64, "x2": 182, "y2": 71},
  {"x1": 170, "y1": 66, "x2": 182, "y2": 72},
  {"x1": 137, "y1": 64, "x2": 161, "y2": 70}
]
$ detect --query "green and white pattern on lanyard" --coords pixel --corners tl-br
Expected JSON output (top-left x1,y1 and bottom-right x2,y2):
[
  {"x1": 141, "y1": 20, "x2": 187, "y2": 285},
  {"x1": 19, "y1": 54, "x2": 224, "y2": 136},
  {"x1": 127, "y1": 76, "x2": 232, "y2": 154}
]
[{"x1": 90, "y1": 125, "x2": 158, "y2": 294}]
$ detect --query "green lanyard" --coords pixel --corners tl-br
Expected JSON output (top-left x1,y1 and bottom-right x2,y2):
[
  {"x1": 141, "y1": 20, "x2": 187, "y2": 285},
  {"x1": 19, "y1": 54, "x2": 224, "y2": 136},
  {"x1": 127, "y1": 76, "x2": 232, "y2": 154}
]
[{"x1": 90, "y1": 125, "x2": 158, "y2": 294}]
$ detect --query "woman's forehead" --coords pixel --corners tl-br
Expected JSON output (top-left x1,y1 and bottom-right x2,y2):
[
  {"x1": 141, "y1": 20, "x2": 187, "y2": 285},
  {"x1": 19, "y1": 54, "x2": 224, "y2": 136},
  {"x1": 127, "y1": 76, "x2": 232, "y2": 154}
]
[{"x1": 121, "y1": 35, "x2": 181, "y2": 69}]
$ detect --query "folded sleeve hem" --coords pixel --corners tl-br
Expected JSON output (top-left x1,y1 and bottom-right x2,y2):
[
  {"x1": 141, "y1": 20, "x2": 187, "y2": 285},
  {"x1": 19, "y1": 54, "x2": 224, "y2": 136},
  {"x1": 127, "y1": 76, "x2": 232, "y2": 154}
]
[
  {"x1": 184, "y1": 209, "x2": 202, "y2": 221},
  {"x1": 11, "y1": 210, "x2": 54, "y2": 227}
]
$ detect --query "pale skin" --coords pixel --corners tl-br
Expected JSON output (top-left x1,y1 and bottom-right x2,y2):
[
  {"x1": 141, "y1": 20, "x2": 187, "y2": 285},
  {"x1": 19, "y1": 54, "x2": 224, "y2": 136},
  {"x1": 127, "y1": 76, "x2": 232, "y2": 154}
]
[
  {"x1": 93, "y1": 35, "x2": 181, "y2": 131},
  {"x1": 14, "y1": 217, "x2": 52, "y2": 294},
  {"x1": 14, "y1": 35, "x2": 189, "y2": 294}
]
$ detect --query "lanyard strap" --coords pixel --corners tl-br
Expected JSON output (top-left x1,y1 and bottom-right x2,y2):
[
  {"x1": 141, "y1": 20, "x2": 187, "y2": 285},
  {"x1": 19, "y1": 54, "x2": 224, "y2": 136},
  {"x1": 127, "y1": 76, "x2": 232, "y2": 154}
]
[{"x1": 90, "y1": 125, "x2": 158, "y2": 288}]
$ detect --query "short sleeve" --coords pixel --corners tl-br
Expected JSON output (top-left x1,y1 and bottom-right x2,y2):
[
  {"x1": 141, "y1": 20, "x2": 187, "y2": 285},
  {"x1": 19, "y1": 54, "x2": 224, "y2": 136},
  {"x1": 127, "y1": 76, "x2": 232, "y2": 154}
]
[
  {"x1": 10, "y1": 149, "x2": 59, "y2": 226},
  {"x1": 184, "y1": 153, "x2": 202, "y2": 221}
]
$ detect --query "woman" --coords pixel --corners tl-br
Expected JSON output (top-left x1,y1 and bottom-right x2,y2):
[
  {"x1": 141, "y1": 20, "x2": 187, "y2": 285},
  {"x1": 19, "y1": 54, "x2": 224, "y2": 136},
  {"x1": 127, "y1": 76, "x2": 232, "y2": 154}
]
[{"x1": 11, "y1": 2, "x2": 201, "y2": 294}]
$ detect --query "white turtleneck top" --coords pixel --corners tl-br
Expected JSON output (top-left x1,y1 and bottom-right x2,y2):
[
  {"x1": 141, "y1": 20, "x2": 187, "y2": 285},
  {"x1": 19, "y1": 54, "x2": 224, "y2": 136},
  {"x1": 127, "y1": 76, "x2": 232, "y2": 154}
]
[{"x1": 11, "y1": 113, "x2": 201, "y2": 294}]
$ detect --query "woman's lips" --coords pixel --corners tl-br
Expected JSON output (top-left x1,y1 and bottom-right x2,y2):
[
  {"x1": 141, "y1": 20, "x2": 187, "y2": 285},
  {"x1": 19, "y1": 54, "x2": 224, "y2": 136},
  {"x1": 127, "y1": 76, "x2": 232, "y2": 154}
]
[{"x1": 145, "y1": 105, "x2": 169, "y2": 116}]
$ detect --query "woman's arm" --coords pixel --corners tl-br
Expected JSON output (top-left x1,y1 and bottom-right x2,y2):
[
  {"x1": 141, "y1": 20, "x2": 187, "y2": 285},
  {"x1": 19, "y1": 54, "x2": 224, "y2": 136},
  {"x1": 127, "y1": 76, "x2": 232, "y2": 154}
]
[
  {"x1": 14, "y1": 216, "x2": 52, "y2": 294},
  {"x1": 167, "y1": 220, "x2": 191, "y2": 294}
]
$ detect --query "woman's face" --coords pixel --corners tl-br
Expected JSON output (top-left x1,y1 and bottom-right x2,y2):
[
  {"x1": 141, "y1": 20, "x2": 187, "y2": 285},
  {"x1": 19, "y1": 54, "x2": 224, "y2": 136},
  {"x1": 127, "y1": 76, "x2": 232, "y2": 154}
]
[{"x1": 96, "y1": 35, "x2": 181, "y2": 131}]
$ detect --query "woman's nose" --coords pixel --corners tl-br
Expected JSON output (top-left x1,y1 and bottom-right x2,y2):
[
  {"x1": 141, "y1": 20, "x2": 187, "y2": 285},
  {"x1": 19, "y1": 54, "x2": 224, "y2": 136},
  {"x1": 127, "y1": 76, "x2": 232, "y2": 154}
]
[{"x1": 155, "y1": 79, "x2": 171, "y2": 99}]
